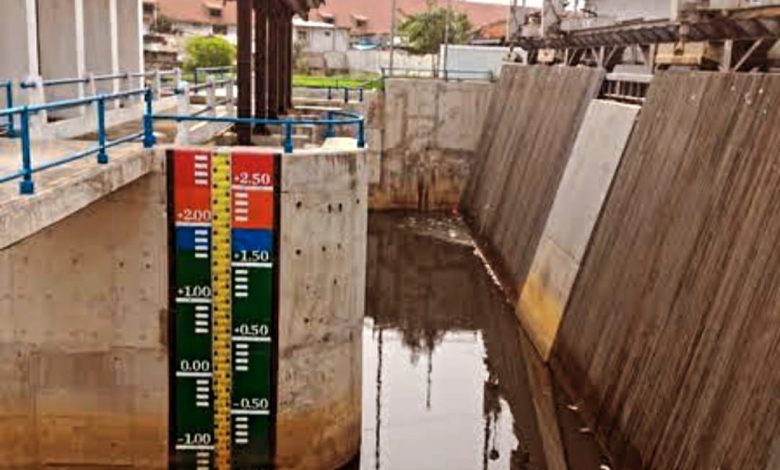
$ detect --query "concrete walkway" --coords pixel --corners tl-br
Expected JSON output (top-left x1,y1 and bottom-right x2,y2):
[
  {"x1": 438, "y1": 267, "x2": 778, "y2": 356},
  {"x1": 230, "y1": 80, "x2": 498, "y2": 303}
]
[{"x1": 0, "y1": 104, "x2": 233, "y2": 249}]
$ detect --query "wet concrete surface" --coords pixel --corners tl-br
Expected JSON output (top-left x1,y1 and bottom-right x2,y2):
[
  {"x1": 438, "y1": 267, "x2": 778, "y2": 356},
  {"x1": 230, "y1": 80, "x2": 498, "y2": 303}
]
[{"x1": 352, "y1": 212, "x2": 608, "y2": 470}]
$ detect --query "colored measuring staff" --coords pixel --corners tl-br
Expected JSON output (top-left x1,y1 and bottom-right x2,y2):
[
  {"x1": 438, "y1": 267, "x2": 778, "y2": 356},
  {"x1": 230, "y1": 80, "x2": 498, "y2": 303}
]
[{"x1": 168, "y1": 148, "x2": 280, "y2": 469}]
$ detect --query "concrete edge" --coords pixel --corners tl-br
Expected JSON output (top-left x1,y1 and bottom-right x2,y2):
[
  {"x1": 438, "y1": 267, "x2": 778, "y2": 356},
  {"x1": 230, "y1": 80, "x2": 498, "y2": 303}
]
[{"x1": 0, "y1": 149, "x2": 157, "y2": 250}]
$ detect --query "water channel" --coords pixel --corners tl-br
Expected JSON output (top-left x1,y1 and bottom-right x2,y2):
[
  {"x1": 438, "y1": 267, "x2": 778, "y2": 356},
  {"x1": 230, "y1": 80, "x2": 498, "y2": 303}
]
[{"x1": 348, "y1": 213, "x2": 607, "y2": 470}]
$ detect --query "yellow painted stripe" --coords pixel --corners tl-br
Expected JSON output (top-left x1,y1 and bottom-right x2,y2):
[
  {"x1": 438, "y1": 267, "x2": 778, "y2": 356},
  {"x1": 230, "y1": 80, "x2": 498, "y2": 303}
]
[{"x1": 211, "y1": 150, "x2": 232, "y2": 470}]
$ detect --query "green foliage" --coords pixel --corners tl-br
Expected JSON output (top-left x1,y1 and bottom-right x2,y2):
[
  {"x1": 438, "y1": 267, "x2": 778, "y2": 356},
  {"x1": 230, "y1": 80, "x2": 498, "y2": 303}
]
[
  {"x1": 183, "y1": 36, "x2": 236, "y2": 71},
  {"x1": 293, "y1": 73, "x2": 383, "y2": 90},
  {"x1": 398, "y1": 3, "x2": 472, "y2": 55}
]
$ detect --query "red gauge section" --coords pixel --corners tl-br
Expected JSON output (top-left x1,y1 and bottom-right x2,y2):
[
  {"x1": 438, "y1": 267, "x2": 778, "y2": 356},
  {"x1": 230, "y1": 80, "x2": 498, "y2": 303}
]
[
  {"x1": 174, "y1": 149, "x2": 212, "y2": 224},
  {"x1": 231, "y1": 152, "x2": 275, "y2": 230},
  {"x1": 231, "y1": 152, "x2": 275, "y2": 188}
]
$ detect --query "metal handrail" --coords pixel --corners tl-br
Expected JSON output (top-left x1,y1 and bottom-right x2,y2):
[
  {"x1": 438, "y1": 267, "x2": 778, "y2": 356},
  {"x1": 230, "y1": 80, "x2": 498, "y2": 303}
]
[
  {"x1": 150, "y1": 108, "x2": 366, "y2": 154},
  {"x1": 381, "y1": 66, "x2": 496, "y2": 81},
  {"x1": 0, "y1": 88, "x2": 151, "y2": 194},
  {"x1": 0, "y1": 77, "x2": 365, "y2": 195},
  {"x1": 0, "y1": 81, "x2": 15, "y2": 137},
  {"x1": 18, "y1": 69, "x2": 178, "y2": 89},
  {"x1": 192, "y1": 66, "x2": 235, "y2": 86},
  {"x1": 294, "y1": 84, "x2": 367, "y2": 103}
]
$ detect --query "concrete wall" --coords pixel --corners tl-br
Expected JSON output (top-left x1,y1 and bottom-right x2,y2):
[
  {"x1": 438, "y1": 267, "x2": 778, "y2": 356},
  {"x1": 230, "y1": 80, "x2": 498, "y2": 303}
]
[
  {"x1": 0, "y1": 165, "x2": 168, "y2": 468},
  {"x1": 0, "y1": 0, "x2": 39, "y2": 105},
  {"x1": 84, "y1": 0, "x2": 120, "y2": 95},
  {"x1": 552, "y1": 71, "x2": 780, "y2": 470},
  {"x1": 589, "y1": 0, "x2": 670, "y2": 20},
  {"x1": 461, "y1": 65, "x2": 605, "y2": 297},
  {"x1": 276, "y1": 148, "x2": 368, "y2": 469},
  {"x1": 368, "y1": 78, "x2": 494, "y2": 211},
  {"x1": 117, "y1": 0, "x2": 145, "y2": 90},
  {"x1": 439, "y1": 45, "x2": 513, "y2": 80},
  {"x1": 345, "y1": 50, "x2": 434, "y2": 75},
  {"x1": 0, "y1": 144, "x2": 368, "y2": 469},
  {"x1": 38, "y1": 0, "x2": 86, "y2": 115},
  {"x1": 517, "y1": 100, "x2": 639, "y2": 361}
]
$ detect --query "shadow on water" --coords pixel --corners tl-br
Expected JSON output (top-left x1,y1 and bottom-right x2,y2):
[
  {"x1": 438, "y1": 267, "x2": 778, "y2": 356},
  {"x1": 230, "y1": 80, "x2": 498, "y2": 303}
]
[{"x1": 351, "y1": 212, "x2": 607, "y2": 470}]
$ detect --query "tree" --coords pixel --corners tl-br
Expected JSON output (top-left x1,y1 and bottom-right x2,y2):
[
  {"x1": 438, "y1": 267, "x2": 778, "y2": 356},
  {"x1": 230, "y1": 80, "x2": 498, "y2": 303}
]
[
  {"x1": 183, "y1": 36, "x2": 236, "y2": 71},
  {"x1": 398, "y1": 1, "x2": 472, "y2": 75}
]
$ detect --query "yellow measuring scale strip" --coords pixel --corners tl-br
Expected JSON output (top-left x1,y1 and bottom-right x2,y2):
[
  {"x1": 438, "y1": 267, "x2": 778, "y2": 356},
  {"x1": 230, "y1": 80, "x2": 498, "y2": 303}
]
[{"x1": 211, "y1": 150, "x2": 232, "y2": 469}]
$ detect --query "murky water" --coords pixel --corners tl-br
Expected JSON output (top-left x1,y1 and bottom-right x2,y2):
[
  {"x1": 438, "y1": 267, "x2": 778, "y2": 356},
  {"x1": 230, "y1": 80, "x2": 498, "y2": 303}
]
[{"x1": 354, "y1": 213, "x2": 606, "y2": 470}]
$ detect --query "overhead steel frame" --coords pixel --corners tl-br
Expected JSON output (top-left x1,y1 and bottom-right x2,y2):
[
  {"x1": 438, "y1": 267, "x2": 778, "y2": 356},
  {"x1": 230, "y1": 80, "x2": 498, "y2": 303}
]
[
  {"x1": 518, "y1": 6, "x2": 780, "y2": 74},
  {"x1": 235, "y1": 0, "x2": 297, "y2": 144}
]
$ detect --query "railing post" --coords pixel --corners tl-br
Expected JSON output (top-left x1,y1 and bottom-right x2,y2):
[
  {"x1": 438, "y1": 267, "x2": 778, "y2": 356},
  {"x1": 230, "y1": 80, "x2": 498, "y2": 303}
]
[
  {"x1": 24, "y1": 76, "x2": 47, "y2": 136},
  {"x1": 4, "y1": 81, "x2": 16, "y2": 137},
  {"x1": 174, "y1": 68, "x2": 182, "y2": 89},
  {"x1": 97, "y1": 97, "x2": 108, "y2": 164},
  {"x1": 193, "y1": 68, "x2": 199, "y2": 88},
  {"x1": 357, "y1": 119, "x2": 366, "y2": 149},
  {"x1": 154, "y1": 70, "x2": 163, "y2": 98},
  {"x1": 226, "y1": 78, "x2": 235, "y2": 116},
  {"x1": 86, "y1": 73, "x2": 98, "y2": 127},
  {"x1": 206, "y1": 78, "x2": 216, "y2": 117},
  {"x1": 327, "y1": 86, "x2": 332, "y2": 100},
  {"x1": 326, "y1": 111, "x2": 335, "y2": 139},
  {"x1": 283, "y1": 122, "x2": 294, "y2": 154},
  {"x1": 359, "y1": 88, "x2": 364, "y2": 103},
  {"x1": 143, "y1": 88, "x2": 156, "y2": 149},
  {"x1": 19, "y1": 108, "x2": 34, "y2": 195},
  {"x1": 344, "y1": 88, "x2": 349, "y2": 104},
  {"x1": 176, "y1": 83, "x2": 191, "y2": 145}
]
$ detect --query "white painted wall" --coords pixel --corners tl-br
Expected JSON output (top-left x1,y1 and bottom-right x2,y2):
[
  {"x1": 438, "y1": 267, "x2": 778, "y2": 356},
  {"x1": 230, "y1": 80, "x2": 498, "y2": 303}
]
[
  {"x1": 589, "y1": 0, "x2": 670, "y2": 20},
  {"x1": 117, "y1": 0, "x2": 144, "y2": 91},
  {"x1": 345, "y1": 50, "x2": 433, "y2": 74},
  {"x1": 177, "y1": 22, "x2": 214, "y2": 37},
  {"x1": 84, "y1": 0, "x2": 120, "y2": 94},
  {"x1": 439, "y1": 45, "x2": 514, "y2": 80},
  {"x1": 0, "y1": 0, "x2": 39, "y2": 105},
  {"x1": 294, "y1": 25, "x2": 349, "y2": 53},
  {"x1": 38, "y1": 0, "x2": 86, "y2": 116}
]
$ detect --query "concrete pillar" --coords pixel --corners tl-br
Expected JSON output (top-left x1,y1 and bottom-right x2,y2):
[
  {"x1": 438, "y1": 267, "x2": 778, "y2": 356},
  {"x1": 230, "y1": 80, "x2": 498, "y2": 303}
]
[
  {"x1": 38, "y1": 0, "x2": 86, "y2": 117},
  {"x1": 117, "y1": 0, "x2": 144, "y2": 97},
  {"x1": 83, "y1": 0, "x2": 120, "y2": 96},
  {"x1": 0, "y1": 0, "x2": 39, "y2": 105}
]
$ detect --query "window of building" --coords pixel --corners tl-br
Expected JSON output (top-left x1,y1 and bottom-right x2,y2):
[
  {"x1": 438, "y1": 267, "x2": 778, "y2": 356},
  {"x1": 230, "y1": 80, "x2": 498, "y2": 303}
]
[
  {"x1": 143, "y1": 3, "x2": 156, "y2": 14},
  {"x1": 324, "y1": 31, "x2": 331, "y2": 37},
  {"x1": 319, "y1": 12, "x2": 335, "y2": 24},
  {"x1": 297, "y1": 30, "x2": 309, "y2": 42},
  {"x1": 213, "y1": 24, "x2": 227, "y2": 34},
  {"x1": 208, "y1": 7, "x2": 222, "y2": 18}
]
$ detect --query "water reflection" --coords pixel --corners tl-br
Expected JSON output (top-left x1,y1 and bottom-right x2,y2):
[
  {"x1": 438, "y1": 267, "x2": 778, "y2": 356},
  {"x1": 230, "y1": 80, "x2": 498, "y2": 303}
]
[{"x1": 359, "y1": 213, "x2": 604, "y2": 470}]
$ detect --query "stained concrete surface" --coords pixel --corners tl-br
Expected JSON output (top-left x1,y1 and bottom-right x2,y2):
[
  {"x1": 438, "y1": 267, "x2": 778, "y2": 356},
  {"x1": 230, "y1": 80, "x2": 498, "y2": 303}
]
[
  {"x1": 368, "y1": 79, "x2": 494, "y2": 211},
  {"x1": 352, "y1": 213, "x2": 607, "y2": 470},
  {"x1": 517, "y1": 100, "x2": 640, "y2": 360}
]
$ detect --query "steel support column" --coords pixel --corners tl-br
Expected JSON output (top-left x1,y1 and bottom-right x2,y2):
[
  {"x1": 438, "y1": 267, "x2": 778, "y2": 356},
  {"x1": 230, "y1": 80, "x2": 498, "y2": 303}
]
[
  {"x1": 267, "y1": 2, "x2": 279, "y2": 119},
  {"x1": 254, "y1": 0, "x2": 268, "y2": 120},
  {"x1": 237, "y1": 0, "x2": 253, "y2": 143}
]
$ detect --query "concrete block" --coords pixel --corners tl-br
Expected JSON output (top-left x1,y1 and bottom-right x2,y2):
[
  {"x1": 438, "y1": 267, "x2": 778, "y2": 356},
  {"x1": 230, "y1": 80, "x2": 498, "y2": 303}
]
[
  {"x1": 517, "y1": 99, "x2": 639, "y2": 360},
  {"x1": 277, "y1": 148, "x2": 367, "y2": 469}
]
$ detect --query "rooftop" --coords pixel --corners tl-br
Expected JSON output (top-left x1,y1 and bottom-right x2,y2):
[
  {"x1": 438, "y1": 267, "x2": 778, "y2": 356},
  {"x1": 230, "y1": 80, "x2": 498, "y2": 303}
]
[
  {"x1": 147, "y1": 0, "x2": 510, "y2": 35},
  {"x1": 312, "y1": 0, "x2": 510, "y2": 36}
]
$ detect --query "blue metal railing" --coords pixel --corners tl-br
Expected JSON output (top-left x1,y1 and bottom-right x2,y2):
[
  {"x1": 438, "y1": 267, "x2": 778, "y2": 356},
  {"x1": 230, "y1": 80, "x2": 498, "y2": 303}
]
[
  {"x1": 0, "y1": 80, "x2": 366, "y2": 195},
  {"x1": 381, "y1": 67, "x2": 496, "y2": 81},
  {"x1": 0, "y1": 88, "x2": 150, "y2": 194},
  {"x1": 0, "y1": 81, "x2": 15, "y2": 137},
  {"x1": 193, "y1": 66, "x2": 234, "y2": 87},
  {"x1": 295, "y1": 85, "x2": 366, "y2": 104},
  {"x1": 150, "y1": 108, "x2": 366, "y2": 154}
]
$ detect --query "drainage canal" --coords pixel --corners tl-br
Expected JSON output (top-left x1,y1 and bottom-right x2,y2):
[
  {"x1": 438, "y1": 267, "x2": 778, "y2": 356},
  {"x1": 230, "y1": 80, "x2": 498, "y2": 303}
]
[{"x1": 353, "y1": 213, "x2": 608, "y2": 470}]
